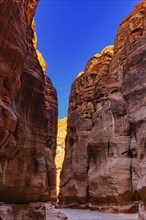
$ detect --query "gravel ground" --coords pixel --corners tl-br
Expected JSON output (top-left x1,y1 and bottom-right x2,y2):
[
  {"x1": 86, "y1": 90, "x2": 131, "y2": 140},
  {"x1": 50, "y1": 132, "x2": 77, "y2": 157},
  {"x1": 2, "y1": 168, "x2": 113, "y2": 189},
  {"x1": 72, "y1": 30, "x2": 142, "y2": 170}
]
[{"x1": 59, "y1": 208, "x2": 138, "y2": 220}]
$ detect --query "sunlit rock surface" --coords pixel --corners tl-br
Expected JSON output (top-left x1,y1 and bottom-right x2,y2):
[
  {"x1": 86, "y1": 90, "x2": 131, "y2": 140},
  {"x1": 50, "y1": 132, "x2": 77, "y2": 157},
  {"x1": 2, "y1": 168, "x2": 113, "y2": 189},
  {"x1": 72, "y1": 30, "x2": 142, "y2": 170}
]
[
  {"x1": 59, "y1": 1, "x2": 146, "y2": 216},
  {"x1": 32, "y1": 20, "x2": 47, "y2": 75},
  {"x1": 55, "y1": 118, "x2": 67, "y2": 195},
  {"x1": 0, "y1": 1, "x2": 57, "y2": 217}
]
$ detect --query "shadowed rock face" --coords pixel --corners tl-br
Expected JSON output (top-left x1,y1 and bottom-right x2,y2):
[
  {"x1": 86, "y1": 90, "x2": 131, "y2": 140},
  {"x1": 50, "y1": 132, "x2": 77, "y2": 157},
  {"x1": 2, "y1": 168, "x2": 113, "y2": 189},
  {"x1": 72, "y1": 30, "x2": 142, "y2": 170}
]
[
  {"x1": 59, "y1": 1, "x2": 146, "y2": 216},
  {"x1": 110, "y1": 1, "x2": 146, "y2": 219},
  {"x1": 0, "y1": 0, "x2": 57, "y2": 206}
]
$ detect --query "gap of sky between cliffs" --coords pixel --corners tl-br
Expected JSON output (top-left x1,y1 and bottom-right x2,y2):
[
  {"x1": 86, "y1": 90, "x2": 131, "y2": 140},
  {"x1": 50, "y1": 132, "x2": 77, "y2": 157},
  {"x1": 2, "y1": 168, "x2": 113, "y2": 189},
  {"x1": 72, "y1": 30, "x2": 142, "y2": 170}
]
[{"x1": 35, "y1": 0, "x2": 140, "y2": 119}]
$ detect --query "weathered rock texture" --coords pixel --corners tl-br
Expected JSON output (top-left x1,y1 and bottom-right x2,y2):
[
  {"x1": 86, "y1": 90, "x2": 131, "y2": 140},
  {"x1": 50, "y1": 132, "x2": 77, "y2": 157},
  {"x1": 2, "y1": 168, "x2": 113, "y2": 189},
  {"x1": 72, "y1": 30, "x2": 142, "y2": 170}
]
[
  {"x1": 0, "y1": 203, "x2": 46, "y2": 220},
  {"x1": 32, "y1": 20, "x2": 47, "y2": 75},
  {"x1": 0, "y1": 203, "x2": 68, "y2": 220},
  {"x1": 110, "y1": 1, "x2": 146, "y2": 218},
  {"x1": 55, "y1": 118, "x2": 67, "y2": 194},
  {"x1": 59, "y1": 1, "x2": 146, "y2": 217},
  {"x1": 0, "y1": 0, "x2": 57, "y2": 212}
]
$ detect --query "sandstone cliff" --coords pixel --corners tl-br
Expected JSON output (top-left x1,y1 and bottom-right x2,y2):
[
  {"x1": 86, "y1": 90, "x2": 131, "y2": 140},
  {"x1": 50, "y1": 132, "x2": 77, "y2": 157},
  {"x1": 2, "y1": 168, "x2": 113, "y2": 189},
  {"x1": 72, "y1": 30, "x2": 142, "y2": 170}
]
[
  {"x1": 0, "y1": 0, "x2": 58, "y2": 219},
  {"x1": 59, "y1": 2, "x2": 146, "y2": 219},
  {"x1": 55, "y1": 118, "x2": 67, "y2": 194}
]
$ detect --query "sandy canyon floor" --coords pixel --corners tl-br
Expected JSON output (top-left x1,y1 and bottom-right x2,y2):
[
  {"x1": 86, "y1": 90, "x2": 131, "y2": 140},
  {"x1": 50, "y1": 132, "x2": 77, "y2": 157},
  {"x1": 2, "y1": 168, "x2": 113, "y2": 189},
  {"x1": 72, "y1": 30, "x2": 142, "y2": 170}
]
[
  {"x1": 60, "y1": 209, "x2": 138, "y2": 220},
  {"x1": 45, "y1": 204, "x2": 138, "y2": 220}
]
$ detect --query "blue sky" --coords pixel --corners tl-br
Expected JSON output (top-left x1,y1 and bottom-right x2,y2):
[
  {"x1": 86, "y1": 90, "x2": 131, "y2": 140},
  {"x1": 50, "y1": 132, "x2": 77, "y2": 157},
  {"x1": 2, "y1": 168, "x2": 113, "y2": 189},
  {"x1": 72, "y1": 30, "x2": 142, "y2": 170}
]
[{"x1": 35, "y1": 0, "x2": 140, "y2": 119}]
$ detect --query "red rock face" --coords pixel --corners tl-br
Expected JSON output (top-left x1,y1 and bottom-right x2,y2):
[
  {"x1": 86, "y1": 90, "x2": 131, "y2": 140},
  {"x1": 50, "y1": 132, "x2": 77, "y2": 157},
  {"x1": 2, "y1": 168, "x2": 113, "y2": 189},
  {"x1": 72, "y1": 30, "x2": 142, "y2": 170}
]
[
  {"x1": 59, "y1": 1, "x2": 146, "y2": 215},
  {"x1": 0, "y1": 204, "x2": 45, "y2": 220},
  {"x1": 110, "y1": 1, "x2": 146, "y2": 218},
  {"x1": 0, "y1": 0, "x2": 57, "y2": 205},
  {"x1": 0, "y1": 203, "x2": 67, "y2": 220},
  {"x1": 41, "y1": 76, "x2": 58, "y2": 202}
]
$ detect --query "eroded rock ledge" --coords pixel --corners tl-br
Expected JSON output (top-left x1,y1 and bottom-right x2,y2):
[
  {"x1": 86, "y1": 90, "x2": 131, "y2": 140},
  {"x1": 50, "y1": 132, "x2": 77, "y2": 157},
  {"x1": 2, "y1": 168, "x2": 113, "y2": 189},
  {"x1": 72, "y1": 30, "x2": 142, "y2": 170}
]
[{"x1": 59, "y1": 2, "x2": 146, "y2": 219}]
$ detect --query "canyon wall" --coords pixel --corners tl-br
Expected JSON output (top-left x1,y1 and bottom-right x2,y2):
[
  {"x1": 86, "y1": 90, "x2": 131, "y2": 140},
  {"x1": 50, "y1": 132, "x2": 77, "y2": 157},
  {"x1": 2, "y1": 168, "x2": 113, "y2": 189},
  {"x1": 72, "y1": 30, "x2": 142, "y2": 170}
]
[
  {"x1": 55, "y1": 118, "x2": 67, "y2": 195},
  {"x1": 0, "y1": 0, "x2": 58, "y2": 219},
  {"x1": 59, "y1": 1, "x2": 146, "y2": 218}
]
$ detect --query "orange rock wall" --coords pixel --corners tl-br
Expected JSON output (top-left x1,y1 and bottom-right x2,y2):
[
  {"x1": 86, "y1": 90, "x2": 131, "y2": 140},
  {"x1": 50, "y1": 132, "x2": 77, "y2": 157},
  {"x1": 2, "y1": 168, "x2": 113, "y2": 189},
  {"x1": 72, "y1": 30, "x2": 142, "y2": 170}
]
[
  {"x1": 0, "y1": 0, "x2": 57, "y2": 205},
  {"x1": 55, "y1": 118, "x2": 67, "y2": 194}
]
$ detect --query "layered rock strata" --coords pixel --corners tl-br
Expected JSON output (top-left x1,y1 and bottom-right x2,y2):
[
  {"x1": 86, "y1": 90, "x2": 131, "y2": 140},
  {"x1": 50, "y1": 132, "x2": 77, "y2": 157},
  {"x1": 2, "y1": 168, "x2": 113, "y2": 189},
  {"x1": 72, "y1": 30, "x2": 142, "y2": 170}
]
[
  {"x1": 59, "y1": 1, "x2": 146, "y2": 217},
  {"x1": 0, "y1": 0, "x2": 57, "y2": 218}
]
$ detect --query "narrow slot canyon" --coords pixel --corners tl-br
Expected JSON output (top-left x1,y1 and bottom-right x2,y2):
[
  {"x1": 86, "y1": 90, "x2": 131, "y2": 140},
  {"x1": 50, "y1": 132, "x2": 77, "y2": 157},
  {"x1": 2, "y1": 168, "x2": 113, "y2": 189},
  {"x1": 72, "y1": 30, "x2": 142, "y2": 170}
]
[{"x1": 0, "y1": 0, "x2": 146, "y2": 220}]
